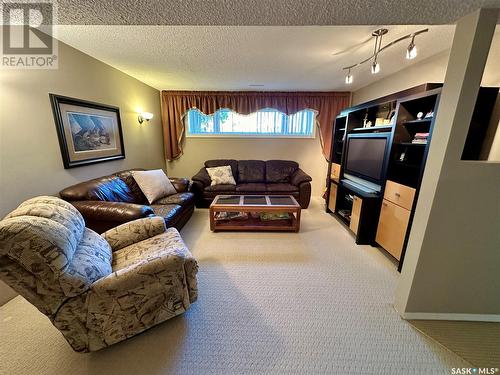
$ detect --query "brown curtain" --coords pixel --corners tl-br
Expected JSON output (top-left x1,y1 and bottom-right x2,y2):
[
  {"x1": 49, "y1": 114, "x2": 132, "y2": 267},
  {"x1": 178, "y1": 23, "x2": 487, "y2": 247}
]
[{"x1": 160, "y1": 90, "x2": 351, "y2": 161}]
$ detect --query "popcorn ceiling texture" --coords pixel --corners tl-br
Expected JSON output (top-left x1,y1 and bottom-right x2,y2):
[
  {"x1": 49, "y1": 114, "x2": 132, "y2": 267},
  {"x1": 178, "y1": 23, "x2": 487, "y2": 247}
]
[
  {"x1": 55, "y1": 25, "x2": 455, "y2": 91},
  {"x1": 56, "y1": 0, "x2": 500, "y2": 25}
]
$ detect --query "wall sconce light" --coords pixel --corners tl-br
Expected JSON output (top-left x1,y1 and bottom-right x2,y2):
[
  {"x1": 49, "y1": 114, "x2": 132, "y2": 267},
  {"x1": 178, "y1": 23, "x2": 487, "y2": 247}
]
[{"x1": 138, "y1": 112, "x2": 154, "y2": 124}]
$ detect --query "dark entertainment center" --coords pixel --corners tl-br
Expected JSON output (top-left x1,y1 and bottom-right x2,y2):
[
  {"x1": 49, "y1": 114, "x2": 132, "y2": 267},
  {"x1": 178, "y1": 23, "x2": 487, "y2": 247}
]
[{"x1": 326, "y1": 83, "x2": 499, "y2": 271}]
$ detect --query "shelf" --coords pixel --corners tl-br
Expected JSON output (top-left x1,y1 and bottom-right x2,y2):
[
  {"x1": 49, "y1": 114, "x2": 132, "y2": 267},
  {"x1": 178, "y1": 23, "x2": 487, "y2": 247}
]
[
  {"x1": 336, "y1": 210, "x2": 351, "y2": 225},
  {"x1": 351, "y1": 125, "x2": 393, "y2": 132},
  {"x1": 403, "y1": 118, "x2": 433, "y2": 125},
  {"x1": 394, "y1": 161, "x2": 421, "y2": 169},
  {"x1": 337, "y1": 127, "x2": 346, "y2": 132},
  {"x1": 398, "y1": 142, "x2": 427, "y2": 147}
]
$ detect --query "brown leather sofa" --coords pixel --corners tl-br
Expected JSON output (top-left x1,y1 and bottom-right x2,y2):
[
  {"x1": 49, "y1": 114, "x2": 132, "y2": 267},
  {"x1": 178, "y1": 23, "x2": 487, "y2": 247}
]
[
  {"x1": 191, "y1": 160, "x2": 312, "y2": 208},
  {"x1": 59, "y1": 169, "x2": 194, "y2": 233}
]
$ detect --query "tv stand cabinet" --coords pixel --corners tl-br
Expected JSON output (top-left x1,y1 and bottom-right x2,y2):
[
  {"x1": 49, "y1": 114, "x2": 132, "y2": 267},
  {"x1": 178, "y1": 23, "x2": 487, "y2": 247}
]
[
  {"x1": 331, "y1": 181, "x2": 382, "y2": 245},
  {"x1": 325, "y1": 83, "x2": 498, "y2": 271}
]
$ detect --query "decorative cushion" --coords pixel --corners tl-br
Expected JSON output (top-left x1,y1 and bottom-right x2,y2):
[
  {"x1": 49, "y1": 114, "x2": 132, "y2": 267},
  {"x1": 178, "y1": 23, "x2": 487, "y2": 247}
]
[
  {"x1": 266, "y1": 183, "x2": 299, "y2": 192},
  {"x1": 236, "y1": 183, "x2": 267, "y2": 192},
  {"x1": 266, "y1": 160, "x2": 298, "y2": 183},
  {"x1": 206, "y1": 166, "x2": 236, "y2": 186},
  {"x1": 238, "y1": 160, "x2": 266, "y2": 182},
  {"x1": 205, "y1": 159, "x2": 238, "y2": 180},
  {"x1": 132, "y1": 169, "x2": 177, "y2": 204}
]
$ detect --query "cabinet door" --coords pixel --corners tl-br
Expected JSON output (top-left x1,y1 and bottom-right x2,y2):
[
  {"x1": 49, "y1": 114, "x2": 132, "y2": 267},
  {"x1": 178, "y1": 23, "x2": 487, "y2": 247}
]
[
  {"x1": 328, "y1": 183, "x2": 337, "y2": 212},
  {"x1": 331, "y1": 163, "x2": 341, "y2": 182},
  {"x1": 349, "y1": 196, "x2": 362, "y2": 235},
  {"x1": 376, "y1": 199, "x2": 411, "y2": 260}
]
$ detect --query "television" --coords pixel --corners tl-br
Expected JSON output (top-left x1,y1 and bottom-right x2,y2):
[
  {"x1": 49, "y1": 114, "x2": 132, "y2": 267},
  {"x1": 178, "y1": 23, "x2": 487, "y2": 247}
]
[{"x1": 343, "y1": 133, "x2": 391, "y2": 191}]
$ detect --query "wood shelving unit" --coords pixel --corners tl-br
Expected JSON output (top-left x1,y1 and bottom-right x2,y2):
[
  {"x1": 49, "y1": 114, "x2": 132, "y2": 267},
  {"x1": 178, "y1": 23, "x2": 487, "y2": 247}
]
[{"x1": 325, "y1": 83, "x2": 499, "y2": 271}]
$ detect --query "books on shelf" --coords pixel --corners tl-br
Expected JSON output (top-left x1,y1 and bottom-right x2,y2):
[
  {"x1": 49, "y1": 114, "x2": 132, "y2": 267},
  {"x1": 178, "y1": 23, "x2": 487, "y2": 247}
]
[
  {"x1": 412, "y1": 132, "x2": 429, "y2": 144},
  {"x1": 214, "y1": 212, "x2": 248, "y2": 221}
]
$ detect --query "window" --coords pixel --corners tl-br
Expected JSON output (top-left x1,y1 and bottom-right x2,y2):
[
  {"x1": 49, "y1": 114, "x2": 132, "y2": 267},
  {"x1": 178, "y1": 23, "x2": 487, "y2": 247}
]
[{"x1": 186, "y1": 108, "x2": 316, "y2": 138}]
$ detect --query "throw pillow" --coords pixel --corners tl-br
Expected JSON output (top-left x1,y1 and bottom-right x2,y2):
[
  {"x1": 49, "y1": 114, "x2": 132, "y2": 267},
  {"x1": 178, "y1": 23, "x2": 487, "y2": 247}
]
[
  {"x1": 132, "y1": 169, "x2": 177, "y2": 204},
  {"x1": 206, "y1": 166, "x2": 236, "y2": 186}
]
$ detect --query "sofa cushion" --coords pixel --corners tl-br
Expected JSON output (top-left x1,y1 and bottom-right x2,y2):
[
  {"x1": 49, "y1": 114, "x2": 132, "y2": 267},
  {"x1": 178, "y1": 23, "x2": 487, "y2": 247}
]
[
  {"x1": 238, "y1": 160, "x2": 265, "y2": 183},
  {"x1": 60, "y1": 228, "x2": 112, "y2": 296},
  {"x1": 266, "y1": 183, "x2": 299, "y2": 192},
  {"x1": 154, "y1": 192, "x2": 194, "y2": 207},
  {"x1": 150, "y1": 204, "x2": 182, "y2": 225},
  {"x1": 236, "y1": 183, "x2": 267, "y2": 192},
  {"x1": 204, "y1": 184, "x2": 237, "y2": 192},
  {"x1": 205, "y1": 160, "x2": 238, "y2": 180},
  {"x1": 266, "y1": 160, "x2": 298, "y2": 183}
]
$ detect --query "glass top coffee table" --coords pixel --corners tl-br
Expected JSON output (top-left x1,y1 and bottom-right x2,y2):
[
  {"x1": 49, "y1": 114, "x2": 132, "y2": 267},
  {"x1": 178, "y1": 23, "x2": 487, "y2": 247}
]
[{"x1": 209, "y1": 195, "x2": 301, "y2": 232}]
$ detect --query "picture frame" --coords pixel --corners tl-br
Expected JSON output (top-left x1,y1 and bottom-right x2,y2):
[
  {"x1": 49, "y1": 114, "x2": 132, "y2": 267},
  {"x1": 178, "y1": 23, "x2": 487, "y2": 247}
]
[{"x1": 49, "y1": 94, "x2": 125, "y2": 169}]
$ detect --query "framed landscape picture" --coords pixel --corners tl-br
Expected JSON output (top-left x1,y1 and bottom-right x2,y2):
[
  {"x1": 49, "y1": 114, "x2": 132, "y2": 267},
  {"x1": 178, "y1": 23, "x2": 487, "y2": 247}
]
[{"x1": 49, "y1": 94, "x2": 125, "y2": 169}]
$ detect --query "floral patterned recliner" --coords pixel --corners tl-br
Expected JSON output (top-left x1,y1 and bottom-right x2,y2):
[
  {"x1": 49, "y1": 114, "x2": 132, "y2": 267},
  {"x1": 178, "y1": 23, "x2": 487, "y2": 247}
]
[{"x1": 0, "y1": 196, "x2": 198, "y2": 352}]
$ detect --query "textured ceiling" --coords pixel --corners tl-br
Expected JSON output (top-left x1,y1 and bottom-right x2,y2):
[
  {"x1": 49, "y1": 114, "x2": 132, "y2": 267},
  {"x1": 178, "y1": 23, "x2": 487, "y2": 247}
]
[
  {"x1": 55, "y1": 25, "x2": 455, "y2": 91},
  {"x1": 56, "y1": 0, "x2": 500, "y2": 25}
]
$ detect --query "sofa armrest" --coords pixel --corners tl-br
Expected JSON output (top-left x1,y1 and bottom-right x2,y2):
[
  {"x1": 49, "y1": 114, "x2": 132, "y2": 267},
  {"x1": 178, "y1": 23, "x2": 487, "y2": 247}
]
[
  {"x1": 169, "y1": 177, "x2": 190, "y2": 193},
  {"x1": 71, "y1": 201, "x2": 154, "y2": 223},
  {"x1": 290, "y1": 168, "x2": 312, "y2": 186},
  {"x1": 101, "y1": 216, "x2": 166, "y2": 251},
  {"x1": 92, "y1": 228, "x2": 198, "y2": 302},
  {"x1": 191, "y1": 167, "x2": 211, "y2": 187}
]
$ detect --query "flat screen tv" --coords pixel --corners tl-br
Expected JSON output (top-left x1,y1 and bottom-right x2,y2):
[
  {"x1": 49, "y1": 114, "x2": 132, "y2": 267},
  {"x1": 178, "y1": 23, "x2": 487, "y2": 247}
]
[{"x1": 344, "y1": 133, "x2": 391, "y2": 187}]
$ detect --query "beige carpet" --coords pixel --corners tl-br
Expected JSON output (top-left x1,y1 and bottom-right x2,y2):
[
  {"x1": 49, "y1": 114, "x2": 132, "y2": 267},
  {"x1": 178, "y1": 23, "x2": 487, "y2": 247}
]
[
  {"x1": 0, "y1": 198, "x2": 470, "y2": 374},
  {"x1": 409, "y1": 320, "x2": 500, "y2": 368}
]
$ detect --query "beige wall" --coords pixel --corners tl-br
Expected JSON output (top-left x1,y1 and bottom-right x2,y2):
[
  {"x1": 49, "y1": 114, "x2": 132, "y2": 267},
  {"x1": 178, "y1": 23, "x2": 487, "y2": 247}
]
[
  {"x1": 352, "y1": 50, "x2": 450, "y2": 105},
  {"x1": 167, "y1": 136, "x2": 328, "y2": 197},
  {"x1": 0, "y1": 40, "x2": 164, "y2": 305}
]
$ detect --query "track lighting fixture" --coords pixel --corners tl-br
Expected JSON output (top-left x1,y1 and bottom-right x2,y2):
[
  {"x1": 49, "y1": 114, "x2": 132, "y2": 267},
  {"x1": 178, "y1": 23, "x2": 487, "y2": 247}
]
[
  {"x1": 342, "y1": 28, "x2": 428, "y2": 84},
  {"x1": 370, "y1": 29, "x2": 386, "y2": 74}
]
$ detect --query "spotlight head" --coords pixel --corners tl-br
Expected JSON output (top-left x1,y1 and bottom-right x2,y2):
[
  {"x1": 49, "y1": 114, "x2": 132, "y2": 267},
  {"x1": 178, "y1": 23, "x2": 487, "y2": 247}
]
[
  {"x1": 371, "y1": 61, "x2": 380, "y2": 74},
  {"x1": 406, "y1": 41, "x2": 417, "y2": 60}
]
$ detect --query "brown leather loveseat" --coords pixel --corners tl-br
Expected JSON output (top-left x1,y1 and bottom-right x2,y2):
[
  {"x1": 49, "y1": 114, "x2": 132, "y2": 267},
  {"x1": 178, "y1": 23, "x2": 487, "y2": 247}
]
[
  {"x1": 59, "y1": 169, "x2": 194, "y2": 233},
  {"x1": 191, "y1": 160, "x2": 312, "y2": 208}
]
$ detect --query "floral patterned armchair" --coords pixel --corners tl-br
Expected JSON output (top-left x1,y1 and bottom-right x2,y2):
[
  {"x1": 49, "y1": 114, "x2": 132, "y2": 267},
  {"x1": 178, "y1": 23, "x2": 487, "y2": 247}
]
[{"x1": 0, "y1": 196, "x2": 198, "y2": 352}]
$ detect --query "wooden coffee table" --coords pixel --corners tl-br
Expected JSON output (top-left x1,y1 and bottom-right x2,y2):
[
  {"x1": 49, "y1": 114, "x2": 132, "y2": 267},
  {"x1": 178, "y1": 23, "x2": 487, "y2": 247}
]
[{"x1": 209, "y1": 195, "x2": 301, "y2": 232}]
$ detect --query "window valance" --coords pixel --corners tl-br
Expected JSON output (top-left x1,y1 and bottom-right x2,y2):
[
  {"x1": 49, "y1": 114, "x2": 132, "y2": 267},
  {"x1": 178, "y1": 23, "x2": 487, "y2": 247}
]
[{"x1": 160, "y1": 90, "x2": 351, "y2": 160}]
